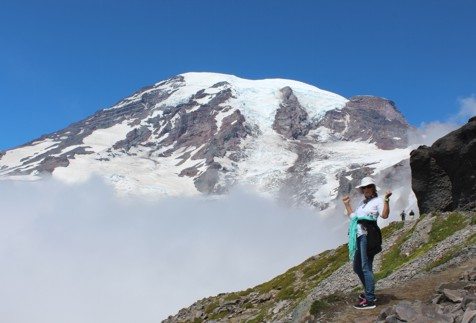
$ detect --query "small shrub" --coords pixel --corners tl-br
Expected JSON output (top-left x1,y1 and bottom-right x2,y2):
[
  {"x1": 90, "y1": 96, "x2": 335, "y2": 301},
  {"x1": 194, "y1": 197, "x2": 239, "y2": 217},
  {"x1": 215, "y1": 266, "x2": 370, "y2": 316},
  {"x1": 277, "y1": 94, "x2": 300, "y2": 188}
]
[
  {"x1": 470, "y1": 212, "x2": 476, "y2": 225},
  {"x1": 351, "y1": 285, "x2": 361, "y2": 293},
  {"x1": 255, "y1": 271, "x2": 296, "y2": 294},
  {"x1": 224, "y1": 289, "x2": 252, "y2": 301},
  {"x1": 468, "y1": 232, "x2": 476, "y2": 244},
  {"x1": 224, "y1": 293, "x2": 239, "y2": 302},
  {"x1": 277, "y1": 286, "x2": 304, "y2": 301},
  {"x1": 322, "y1": 292, "x2": 345, "y2": 303},
  {"x1": 205, "y1": 301, "x2": 219, "y2": 314},
  {"x1": 309, "y1": 299, "x2": 329, "y2": 316},
  {"x1": 309, "y1": 292, "x2": 345, "y2": 316},
  {"x1": 208, "y1": 308, "x2": 228, "y2": 321}
]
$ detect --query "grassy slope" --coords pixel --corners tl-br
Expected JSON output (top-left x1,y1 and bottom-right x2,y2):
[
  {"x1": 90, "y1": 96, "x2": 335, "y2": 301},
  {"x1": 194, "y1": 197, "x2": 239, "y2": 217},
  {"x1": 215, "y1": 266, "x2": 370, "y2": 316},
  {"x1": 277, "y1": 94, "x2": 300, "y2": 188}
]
[
  {"x1": 172, "y1": 212, "x2": 475, "y2": 322},
  {"x1": 308, "y1": 211, "x2": 475, "y2": 321}
]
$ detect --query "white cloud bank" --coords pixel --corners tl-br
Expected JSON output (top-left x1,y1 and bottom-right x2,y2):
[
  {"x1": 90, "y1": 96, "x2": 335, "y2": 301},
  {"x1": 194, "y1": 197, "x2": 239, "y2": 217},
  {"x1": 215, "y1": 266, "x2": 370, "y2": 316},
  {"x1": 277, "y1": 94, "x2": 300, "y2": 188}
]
[
  {"x1": 0, "y1": 178, "x2": 346, "y2": 322},
  {"x1": 408, "y1": 94, "x2": 476, "y2": 147}
]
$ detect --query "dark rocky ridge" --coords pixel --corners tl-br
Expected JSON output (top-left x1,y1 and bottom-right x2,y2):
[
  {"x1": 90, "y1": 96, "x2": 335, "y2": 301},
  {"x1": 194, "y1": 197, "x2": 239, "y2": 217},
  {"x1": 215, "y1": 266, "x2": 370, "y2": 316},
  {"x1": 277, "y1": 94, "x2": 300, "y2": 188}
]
[
  {"x1": 150, "y1": 85, "x2": 253, "y2": 194},
  {"x1": 316, "y1": 96, "x2": 409, "y2": 149},
  {"x1": 1, "y1": 76, "x2": 185, "y2": 175},
  {"x1": 410, "y1": 117, "x2": 476, "y2": 214},
  {"x1": 273, "y1": 87, "x2": 311, "y2": 139},
  {"x1": 0, "y1": 76, "x2": 254, "y2": 194}
]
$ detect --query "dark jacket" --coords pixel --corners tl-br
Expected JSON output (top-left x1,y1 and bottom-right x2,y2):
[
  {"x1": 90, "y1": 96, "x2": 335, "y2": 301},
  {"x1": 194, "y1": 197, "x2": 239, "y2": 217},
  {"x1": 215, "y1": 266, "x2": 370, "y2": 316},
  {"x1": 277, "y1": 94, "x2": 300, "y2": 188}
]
[{"x1": 357, "y1": 219, "x2": 382, "y2": 257}]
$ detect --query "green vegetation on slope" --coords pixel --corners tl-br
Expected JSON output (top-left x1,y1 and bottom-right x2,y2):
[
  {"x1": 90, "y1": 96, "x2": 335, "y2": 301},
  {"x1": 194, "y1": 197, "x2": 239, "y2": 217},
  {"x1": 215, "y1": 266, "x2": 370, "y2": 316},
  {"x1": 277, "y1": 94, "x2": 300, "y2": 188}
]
[
  {"x1": 253, "y1": 244, "x2": 348, "y2": 303},
  {"x1": 246, "y1": 310, "x2": 265, "y2": 323},
  {"x1": 426, "y1": 229, "x2": 476, "y2": 271},
  {"x1": 381, "y1": 221, "x2": 404, "y2": 239},
  {"x1": 309, "y1": 292, "x2": 345, "y2": 316},
  {"x1": 428, "y1": 212, "x2": 467, "y2": 246},
  {"x1": 192, "y1": 212, "x2": 475, "y2": 322},
  {"x1": 376, "y1": 212, "x2": 468, "y2": 280},
  {"x1": 301, "y1": 244, "x2": 349, "y2": 283}
]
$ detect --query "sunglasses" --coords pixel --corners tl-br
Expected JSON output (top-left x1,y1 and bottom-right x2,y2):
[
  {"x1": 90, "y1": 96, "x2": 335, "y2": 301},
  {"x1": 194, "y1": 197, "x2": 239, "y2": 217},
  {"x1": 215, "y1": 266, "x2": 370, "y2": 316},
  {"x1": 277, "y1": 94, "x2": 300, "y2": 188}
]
[{"x1": 361, "y1": 184, "x2": 375, "y2": 189}]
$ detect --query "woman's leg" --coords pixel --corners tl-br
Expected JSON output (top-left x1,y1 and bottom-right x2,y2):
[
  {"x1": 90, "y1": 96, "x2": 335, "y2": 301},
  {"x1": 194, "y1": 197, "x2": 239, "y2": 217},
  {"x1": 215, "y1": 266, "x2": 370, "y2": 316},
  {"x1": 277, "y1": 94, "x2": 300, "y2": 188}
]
[
  {"x1": 353, "y1": 236, "x2": 365, "y2": 288},
  {"x1": 358, "y1": 234, "x2": 375, "y2": 302}
]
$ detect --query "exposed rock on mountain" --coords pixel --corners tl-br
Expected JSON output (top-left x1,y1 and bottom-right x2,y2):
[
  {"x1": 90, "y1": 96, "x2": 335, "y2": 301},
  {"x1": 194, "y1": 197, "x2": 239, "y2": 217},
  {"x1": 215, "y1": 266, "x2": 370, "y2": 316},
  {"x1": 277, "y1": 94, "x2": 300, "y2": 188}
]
[
  {"x1": 272, "y1": 86, "x2": 310, "y2": 139},
  {"x1": 0, "y1": 72, "x2": 412, "y2": 209},
  {"x1": 410, "y1": 117, "x2": 476, "y2": 214},
  {"x1": 317, "y1": 96, "x2": 409, "y2": 150}
]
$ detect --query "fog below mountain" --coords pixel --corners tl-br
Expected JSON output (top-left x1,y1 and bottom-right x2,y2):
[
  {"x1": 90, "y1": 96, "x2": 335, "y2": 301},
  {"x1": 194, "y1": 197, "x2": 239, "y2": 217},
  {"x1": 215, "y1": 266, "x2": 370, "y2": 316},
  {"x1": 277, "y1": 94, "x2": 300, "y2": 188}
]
[{"x1": 0, "y1": 178, "x2": 347, "y2": 322}]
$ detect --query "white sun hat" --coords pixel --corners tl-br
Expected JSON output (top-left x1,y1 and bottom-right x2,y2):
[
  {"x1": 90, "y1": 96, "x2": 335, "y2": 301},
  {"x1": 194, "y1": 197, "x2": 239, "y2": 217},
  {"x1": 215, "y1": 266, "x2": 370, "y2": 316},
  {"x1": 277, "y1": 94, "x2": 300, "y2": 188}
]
[{"x1": 355, "y1": 177, "x2": 380, "y2": 191}]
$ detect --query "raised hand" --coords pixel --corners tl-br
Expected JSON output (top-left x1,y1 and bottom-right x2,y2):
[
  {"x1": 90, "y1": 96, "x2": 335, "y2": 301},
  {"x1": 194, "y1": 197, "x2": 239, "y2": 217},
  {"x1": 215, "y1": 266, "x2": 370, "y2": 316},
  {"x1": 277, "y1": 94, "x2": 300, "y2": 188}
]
[
  {"x1": 342, "y1": 195, "x2": 351, "y2": 205},
  {"x1": 342, "y1": 195, "x2": 353, "y2": 215}
]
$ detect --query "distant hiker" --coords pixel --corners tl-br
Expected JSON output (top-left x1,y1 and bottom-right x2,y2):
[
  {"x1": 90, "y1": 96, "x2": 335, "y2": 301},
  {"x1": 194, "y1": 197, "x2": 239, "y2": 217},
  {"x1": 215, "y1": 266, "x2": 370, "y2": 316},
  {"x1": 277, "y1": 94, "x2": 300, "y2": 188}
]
[
  {"x1": 409, "y1": 210, "x2": 415, "y2": 218},
  {"x1": 342, "y1": 176, "x2": 392, "y2": 310},
  {"x1": 400, "y1": 210, "x2": 406, "y2": 221}
]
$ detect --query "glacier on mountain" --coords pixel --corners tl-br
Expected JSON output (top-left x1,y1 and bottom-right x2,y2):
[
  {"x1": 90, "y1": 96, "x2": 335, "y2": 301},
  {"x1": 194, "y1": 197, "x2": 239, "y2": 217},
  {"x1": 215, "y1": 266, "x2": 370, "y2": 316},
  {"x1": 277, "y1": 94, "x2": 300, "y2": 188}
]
[{"x1": 0, "y1": 72, "x2": 416, "y2": 213}]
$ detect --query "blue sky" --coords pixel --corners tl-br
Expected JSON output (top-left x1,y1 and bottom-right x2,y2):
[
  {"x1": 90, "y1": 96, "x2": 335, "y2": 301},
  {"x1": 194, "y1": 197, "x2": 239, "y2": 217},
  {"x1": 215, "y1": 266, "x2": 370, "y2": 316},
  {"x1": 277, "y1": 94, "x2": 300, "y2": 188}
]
[{"x1": 1, "y1": 0, "x2": 475, "y2": 150}]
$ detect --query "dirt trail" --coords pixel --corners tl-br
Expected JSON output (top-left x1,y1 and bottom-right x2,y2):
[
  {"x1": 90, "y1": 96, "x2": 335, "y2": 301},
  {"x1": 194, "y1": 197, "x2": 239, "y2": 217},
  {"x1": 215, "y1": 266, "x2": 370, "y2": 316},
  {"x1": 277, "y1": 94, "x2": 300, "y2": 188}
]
[{"x1": 314, "y1": 257, "x2": 476, "y2": 323}]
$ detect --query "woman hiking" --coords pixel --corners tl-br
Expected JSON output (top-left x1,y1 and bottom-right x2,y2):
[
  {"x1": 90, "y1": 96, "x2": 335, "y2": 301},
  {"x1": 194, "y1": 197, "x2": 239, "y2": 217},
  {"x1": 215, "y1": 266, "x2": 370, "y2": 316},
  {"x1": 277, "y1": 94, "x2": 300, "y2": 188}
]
[{"x1": 342, "y1": 176, "x2": 392, "y2": 309}]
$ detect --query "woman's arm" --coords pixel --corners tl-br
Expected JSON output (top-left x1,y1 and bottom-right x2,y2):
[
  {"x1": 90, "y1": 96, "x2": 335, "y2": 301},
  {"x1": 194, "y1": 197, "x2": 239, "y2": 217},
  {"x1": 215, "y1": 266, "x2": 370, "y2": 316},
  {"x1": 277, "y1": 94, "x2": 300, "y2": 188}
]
[
  {"x1": 342, "y1": 195, "x2": 353, "y2": 216},
  {"x1": 381, "y1": 191, "x2": 392, "y2": 219}
]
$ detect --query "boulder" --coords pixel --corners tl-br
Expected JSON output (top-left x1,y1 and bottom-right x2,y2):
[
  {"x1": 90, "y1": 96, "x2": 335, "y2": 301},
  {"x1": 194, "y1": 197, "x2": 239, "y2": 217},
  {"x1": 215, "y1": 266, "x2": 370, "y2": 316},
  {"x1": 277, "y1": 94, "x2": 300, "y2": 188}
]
[
  {"x1": 394, "y1": 301, "x2": 419, "y2": 321},
  {"x1": 462, "y1": 295, "x2": 476, "y2": 310},
  {"x1": 462, "y1": 309, "x2": 476, "y2": 323},
  {"x1": 378, "y1": 301, "x2": 453, "y2": 322},
  {"x1": 410, "y1": 117, "x2": 476, "y2": 214},
  {"x1": 443, "y1": 288, "x2": 466, "y2": 303}
]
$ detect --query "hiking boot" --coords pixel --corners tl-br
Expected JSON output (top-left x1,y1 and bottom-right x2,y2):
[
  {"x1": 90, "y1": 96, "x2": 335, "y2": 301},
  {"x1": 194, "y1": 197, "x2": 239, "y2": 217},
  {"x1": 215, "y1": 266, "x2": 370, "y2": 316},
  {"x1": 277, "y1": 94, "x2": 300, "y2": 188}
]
[
  {"x1": 359, "y1": 293, "x2": 377, "y2": 302},
  {"x1": 353, "y1": 298, "x2": 376, "y2": 309}
]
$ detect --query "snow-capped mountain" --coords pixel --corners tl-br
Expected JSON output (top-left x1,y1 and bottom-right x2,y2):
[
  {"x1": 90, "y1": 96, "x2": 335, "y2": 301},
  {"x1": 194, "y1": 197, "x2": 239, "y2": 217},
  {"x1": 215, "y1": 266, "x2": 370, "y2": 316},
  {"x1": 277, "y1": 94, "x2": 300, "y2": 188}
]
[{"x1": 0, "y1": 72, "x2": 415, "y2": 210}]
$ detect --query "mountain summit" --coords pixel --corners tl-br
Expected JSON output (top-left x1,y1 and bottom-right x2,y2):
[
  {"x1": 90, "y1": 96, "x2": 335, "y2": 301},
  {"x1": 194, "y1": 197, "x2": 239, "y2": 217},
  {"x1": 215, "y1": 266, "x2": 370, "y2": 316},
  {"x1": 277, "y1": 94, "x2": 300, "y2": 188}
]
[{"x1": 0, "y1": 72, "x2": 412, "y2": 209}]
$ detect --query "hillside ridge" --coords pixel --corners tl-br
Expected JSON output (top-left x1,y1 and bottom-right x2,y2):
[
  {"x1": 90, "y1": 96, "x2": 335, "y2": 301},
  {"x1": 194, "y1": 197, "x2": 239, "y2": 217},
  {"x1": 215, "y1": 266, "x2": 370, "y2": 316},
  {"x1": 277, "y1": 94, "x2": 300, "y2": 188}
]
[{"x1": 163, "y1": 211, "x2": 475, "y2": 322}]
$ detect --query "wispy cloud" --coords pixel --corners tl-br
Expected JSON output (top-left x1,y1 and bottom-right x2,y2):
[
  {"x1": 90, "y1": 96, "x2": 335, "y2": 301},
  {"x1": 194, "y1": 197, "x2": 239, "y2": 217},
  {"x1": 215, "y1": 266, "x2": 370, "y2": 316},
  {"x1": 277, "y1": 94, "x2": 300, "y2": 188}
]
[
  {"x1": 454, "y1": 95, "x2": 476, "y2": 123},
  {"x1": 408, "y1": 94, "x2": 476, "y2": 146},
  {"x1": 0, "y1": 178, "x2": 345, "y2": 322}
]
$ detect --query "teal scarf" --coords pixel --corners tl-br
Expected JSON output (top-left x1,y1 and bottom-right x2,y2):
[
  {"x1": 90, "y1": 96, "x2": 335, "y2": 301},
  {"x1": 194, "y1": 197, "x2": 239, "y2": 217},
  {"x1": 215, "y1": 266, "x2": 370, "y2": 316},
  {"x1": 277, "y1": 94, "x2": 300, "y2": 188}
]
[{"x1": 348, "y1": 214, "x2": 377, "y2": 261}]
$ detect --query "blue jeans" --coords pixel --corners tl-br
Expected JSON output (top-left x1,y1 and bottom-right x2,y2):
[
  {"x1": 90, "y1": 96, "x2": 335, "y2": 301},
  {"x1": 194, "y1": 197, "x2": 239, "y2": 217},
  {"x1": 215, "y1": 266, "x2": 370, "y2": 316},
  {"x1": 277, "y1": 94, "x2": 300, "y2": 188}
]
[{"x1": 353, "y1": 234, "x2": 375, "y2": 301}]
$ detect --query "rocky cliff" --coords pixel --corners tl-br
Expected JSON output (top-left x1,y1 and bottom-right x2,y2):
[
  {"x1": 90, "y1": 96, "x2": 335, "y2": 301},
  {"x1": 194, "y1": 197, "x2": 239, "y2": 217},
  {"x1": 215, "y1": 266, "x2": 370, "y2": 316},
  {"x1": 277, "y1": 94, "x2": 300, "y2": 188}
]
[
  {"x1": 317, "y1": 96, "x2": 409, "y2": 150},
  {"x1": 410, "y1": 117, "x2": 476, "y2": 214}
]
